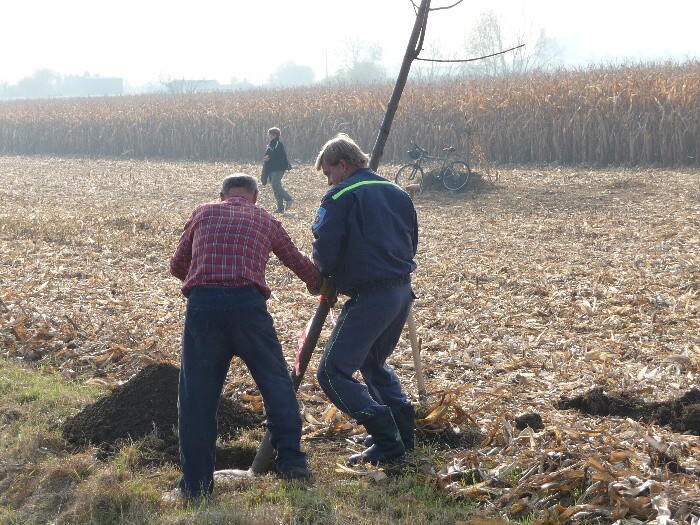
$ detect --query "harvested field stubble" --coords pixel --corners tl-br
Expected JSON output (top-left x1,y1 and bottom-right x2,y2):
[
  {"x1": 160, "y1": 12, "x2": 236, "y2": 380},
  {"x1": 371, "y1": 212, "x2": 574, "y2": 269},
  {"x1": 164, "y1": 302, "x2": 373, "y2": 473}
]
[{"x1": 1, "y1": 156, "x2": 700, "y2": 521}]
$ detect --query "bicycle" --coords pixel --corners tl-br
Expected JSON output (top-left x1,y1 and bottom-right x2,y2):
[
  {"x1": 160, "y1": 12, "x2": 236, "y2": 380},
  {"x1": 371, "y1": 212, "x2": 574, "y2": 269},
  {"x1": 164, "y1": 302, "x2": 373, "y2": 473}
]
[{"x1": 394, "y1": 143, "x2": 472, "y2": 192}]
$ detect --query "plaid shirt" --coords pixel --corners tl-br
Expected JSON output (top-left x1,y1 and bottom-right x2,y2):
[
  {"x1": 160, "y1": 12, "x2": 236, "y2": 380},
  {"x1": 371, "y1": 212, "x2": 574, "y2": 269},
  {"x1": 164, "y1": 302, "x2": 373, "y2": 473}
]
[{"x1": 170, "y1": 196, "x2": 320, "y2": 298}]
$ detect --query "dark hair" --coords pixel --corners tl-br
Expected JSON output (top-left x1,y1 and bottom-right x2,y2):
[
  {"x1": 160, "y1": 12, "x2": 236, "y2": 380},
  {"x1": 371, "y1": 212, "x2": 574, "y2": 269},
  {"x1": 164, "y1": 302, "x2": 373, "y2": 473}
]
[
  {"x1": 267, "y1": 127, "x2": 281, "y2": 139},
  {"x1": 221, "y1": 173, "x2": 257, "y2": 194}
]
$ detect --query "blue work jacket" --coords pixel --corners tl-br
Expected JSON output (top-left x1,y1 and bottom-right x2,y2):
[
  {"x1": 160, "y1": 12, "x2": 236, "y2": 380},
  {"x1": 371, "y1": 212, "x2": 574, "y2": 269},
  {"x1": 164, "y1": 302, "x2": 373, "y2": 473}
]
[{"x1": 311, "y1": 168, "x2": 418, "y2": 296}]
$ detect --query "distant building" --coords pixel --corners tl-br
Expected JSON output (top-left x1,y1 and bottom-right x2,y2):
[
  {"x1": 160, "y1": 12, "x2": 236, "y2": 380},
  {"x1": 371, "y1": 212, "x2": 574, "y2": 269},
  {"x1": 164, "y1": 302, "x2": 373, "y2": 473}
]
[
  {"x1": 62, "y1": 76, "x2": 124, "y2": 97},
  {"x1": 83, "y1": 77, "x2": 123, "y2": 96}
]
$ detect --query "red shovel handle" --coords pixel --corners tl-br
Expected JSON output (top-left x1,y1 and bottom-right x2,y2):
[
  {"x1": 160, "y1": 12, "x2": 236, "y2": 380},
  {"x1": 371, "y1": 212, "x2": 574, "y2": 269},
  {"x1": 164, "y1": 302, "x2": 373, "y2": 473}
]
[{"x1": 292, "y1": 295, "x2": 333, "y2": 388}]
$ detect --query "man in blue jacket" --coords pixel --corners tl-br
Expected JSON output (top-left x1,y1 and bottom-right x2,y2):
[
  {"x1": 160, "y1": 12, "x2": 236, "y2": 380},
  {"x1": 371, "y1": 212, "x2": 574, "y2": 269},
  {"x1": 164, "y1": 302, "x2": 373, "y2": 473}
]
[{"x1": 311, "y1": 133, "x2": 418, "y2": 466}]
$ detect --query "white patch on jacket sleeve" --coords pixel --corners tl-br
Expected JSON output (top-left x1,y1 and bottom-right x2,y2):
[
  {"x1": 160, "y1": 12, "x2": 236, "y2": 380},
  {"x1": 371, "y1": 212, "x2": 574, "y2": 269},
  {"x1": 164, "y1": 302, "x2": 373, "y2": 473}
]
[{"x1": 311, "y1": 207, "x2": 327, "y2": 231}]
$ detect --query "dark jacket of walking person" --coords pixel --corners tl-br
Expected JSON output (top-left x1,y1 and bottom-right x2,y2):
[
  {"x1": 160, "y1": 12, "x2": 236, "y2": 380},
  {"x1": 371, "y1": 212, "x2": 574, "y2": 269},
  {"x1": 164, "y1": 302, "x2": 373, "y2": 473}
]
[
  {"x1": 169, "y1": 173, "x2": 321, "y2": 500},
  {"x1": 262, "y1": 127, "x2": 293, "y2": 213},
  {"x1": 310, "y1": 133, "x2": 419, "y2": 466}
]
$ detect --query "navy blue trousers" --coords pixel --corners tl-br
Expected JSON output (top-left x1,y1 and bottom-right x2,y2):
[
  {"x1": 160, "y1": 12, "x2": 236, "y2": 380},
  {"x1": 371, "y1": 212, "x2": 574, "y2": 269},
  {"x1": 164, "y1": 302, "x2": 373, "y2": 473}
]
[
  {"x1": 316, "y1": 283, "x2": 413, "y2": 422},
  {"x1": 178, "y1": 286, "x2": 306, "y2": 496}
]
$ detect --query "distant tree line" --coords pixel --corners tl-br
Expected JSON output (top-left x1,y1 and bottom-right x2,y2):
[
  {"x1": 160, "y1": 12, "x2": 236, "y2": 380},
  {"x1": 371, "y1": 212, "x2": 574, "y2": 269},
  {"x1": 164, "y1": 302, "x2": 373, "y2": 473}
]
[
  {"x1": 2, "y1": 10, "x2": 564, "y2": 100},
  {"x1": 0, "y1": 70, "x2": 124, "y2": 100}
]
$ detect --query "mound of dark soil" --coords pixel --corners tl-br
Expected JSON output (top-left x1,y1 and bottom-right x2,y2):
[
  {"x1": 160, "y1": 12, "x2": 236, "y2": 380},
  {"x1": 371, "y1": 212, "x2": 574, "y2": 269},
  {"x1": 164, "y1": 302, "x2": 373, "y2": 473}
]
[
  {"x1": 62, "y1": 363, "x2": 263, "y2": 467},
  {"x1": 557, "y1": 387, "x2": 700, "y2": 434}
]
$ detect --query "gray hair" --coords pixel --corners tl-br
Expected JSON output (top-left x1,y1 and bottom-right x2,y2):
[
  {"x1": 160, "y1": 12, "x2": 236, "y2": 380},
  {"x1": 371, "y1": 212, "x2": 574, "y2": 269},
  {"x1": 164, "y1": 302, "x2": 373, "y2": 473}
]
[
  {"x1": 315, "y1": 133, "x2": 370, "y2": 170},
  {"x1": 221, "y1": 173, "x2": 257, "y2": 194}
]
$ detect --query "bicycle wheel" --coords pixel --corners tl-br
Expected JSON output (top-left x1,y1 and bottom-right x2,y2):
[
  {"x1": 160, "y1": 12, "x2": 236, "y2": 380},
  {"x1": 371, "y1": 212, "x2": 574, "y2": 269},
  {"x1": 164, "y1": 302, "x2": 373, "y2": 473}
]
[
  {"x1": 442, "y1": 161, "x2": 471, "y2": 191},
  {"x1": 394, "y1": 163, "x2": 424, "y2": 192}
]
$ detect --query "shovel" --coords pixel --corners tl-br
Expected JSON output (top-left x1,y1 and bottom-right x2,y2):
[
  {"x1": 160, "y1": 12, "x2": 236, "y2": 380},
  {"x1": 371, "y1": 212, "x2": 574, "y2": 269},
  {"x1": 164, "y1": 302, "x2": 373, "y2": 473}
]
[
  {"x1": 215, "y1": 293, "x2": 336, "y2": 480},
  {"x1": 407, "y1": 304, "x2": 427, "y2": 401},
  {"x1": 404, "y1": 184, "x2": 427, "y2": 402}
]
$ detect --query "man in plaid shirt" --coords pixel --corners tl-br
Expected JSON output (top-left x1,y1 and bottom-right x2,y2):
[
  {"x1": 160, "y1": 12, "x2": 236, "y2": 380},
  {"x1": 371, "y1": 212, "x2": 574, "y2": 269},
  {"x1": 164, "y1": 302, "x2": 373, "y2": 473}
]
[{"x1": 169, "y1": 173, "x2": 324, "y2": 501}]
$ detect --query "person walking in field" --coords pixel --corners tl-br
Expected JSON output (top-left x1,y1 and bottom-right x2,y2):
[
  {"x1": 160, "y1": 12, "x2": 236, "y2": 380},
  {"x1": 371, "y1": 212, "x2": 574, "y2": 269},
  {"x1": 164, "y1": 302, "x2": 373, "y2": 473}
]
[
  {"x1": 168, "y1": 173, "x2": 325, "y2": 502},
  {"x1": 310, "y1": 133, "x2": 419, "y2": 466},
  {"x1": 262, "y1": 127, "x2": 293, "y2": 213}
]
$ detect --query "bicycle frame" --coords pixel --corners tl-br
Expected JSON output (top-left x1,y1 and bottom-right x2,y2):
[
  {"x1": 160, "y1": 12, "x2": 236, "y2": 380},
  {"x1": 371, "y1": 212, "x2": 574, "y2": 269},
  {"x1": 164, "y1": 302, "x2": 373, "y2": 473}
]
[
  {"x1": 396, "y1": 142, "x2": 472, "y2": 192},
  {"x1": 411, "y1": 143, "x2": 455, "y2": 170}
]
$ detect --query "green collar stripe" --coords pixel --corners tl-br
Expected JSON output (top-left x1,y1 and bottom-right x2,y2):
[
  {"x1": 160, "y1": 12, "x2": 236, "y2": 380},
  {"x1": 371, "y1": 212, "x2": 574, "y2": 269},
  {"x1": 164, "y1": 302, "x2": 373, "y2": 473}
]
[{"x1": 332, "y1": 180, "x2": 397, "y2": 200}]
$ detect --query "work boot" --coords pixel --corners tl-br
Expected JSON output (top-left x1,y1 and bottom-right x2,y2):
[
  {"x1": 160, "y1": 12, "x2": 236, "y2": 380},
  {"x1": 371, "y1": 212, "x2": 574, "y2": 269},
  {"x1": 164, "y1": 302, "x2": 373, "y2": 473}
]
[
  {"x1": 277, "y1": 465, "x2": 314, "y2": 482},
  {"x1": 364, "y1": 404, "x2": 415, "y2": 451},
  {"x1": 395, "y1": 404, "x2": 416, "y2": 451},
  {"x1": 347, "y1": 407, "x2": 405, "y2": 466}
]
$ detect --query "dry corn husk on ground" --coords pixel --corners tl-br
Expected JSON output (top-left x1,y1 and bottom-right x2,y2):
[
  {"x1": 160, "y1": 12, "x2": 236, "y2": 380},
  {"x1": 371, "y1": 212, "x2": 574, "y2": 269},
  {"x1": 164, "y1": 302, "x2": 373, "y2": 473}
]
[{"x1": 1, "y1": 156, "x2": 699, "y2": 522}]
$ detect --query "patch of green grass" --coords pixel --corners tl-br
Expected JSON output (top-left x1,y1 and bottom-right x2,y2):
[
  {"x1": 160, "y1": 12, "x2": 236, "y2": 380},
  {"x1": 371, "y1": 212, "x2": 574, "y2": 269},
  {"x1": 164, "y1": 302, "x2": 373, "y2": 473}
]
[
  {"x1": 0, "y1": 357, "x2": 490, "y2": 525},
  {"x1": 1, "y1": 359, "x2": 102, "y2": 418},
  {"x1": 358, "y1": 474, "x2": 479, "y2": 525},
  {"x1": 0, "y1": 359, "x2": 102, "y2": 467}
]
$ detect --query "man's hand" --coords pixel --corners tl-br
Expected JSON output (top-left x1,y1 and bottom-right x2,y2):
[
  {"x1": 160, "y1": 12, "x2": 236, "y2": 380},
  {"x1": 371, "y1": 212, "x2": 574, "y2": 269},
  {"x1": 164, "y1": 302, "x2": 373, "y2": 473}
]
[
  {"x1": 319, "y1": 277, "x2": 335, "y2": 297},
  {"x1": 307, "y1": 276, "x2": 335, "y2": 297}
]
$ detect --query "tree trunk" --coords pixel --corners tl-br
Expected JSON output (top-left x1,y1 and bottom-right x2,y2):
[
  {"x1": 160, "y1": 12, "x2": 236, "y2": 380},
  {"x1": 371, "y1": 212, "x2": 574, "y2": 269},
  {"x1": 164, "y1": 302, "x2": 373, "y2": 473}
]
[{"x1": 369, "y1": 0, "x2": 431, "y2": 172}]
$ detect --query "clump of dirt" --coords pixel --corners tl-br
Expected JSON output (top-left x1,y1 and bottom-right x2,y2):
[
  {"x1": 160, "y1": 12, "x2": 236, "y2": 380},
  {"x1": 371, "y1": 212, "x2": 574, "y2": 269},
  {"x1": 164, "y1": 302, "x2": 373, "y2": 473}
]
[
  {"x1": 416, "y1": 422, "x2": 486, "y2": 450},
  {"x1": 515, "y1": 413, "x2": 544, "y2": 431},
  {"x1": 62, "y1": 363, "x2": 263, "y2": 467},
  {"x1": 416, "y1": 425, "x2": 486, "y2": 449},
  {"x1": 413, "y1": 400, "x2": 486, "y2": 449},
  {"x1": 557, "y1": 387, "x2": 700, "y2": 434}
]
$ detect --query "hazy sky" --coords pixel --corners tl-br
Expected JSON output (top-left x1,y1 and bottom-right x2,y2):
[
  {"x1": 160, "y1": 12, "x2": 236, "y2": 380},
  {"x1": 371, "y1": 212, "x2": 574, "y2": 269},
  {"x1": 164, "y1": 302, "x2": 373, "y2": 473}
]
[{"x1": 2, "y1": 0, "x2": 698, "y2": 87}]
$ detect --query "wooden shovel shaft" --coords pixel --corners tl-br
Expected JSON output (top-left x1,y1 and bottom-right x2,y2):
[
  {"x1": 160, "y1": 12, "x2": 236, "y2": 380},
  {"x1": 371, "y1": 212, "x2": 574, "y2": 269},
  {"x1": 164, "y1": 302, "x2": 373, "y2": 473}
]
[
  {"x1": 250, "y1": 295, "x2": 334, "y2": 474},
  {"x1": 407, "y1": 305, "x2": 427, "y2": 401}
]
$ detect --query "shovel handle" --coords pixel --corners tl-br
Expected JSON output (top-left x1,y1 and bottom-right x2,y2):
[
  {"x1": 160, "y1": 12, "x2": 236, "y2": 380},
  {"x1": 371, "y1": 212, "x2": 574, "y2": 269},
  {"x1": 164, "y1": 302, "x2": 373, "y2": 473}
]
[
  {"x1": 250, "y1": 294, "x2": 334, "y2": 474},
  {"x1": 407, "y1": 305, "x2": 427, "y2": 401},
  {"x1": 293, "y1": 297, "x2": 332, "y2": 386}
]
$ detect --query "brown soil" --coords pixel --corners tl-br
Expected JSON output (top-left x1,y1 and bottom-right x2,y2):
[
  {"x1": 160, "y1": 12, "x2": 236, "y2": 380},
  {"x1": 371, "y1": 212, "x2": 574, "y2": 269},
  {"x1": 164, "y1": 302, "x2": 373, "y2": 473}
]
[
  {"x1": 557, "y1": 387, "x2": 700, "y2": 434},
  {"x1": 60, "y1": 315, "x2": 699, "y2": 476},
  {"x1": 61, "y1": 362, "x2": 480, "y2": 471},
  {"x1": 415, "y1": 426, "x2": 485, "y2": 449},
  {"x1": 62, "y1": 363, "x2": 263, "y2": 468}
]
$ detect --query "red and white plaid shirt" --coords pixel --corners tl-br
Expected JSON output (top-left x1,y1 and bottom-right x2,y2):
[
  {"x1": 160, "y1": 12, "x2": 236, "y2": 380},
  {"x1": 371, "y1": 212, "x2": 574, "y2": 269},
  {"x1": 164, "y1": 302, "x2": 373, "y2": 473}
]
[{"x1": 170, "y1": 197, "x2": 320, "y2": 298}]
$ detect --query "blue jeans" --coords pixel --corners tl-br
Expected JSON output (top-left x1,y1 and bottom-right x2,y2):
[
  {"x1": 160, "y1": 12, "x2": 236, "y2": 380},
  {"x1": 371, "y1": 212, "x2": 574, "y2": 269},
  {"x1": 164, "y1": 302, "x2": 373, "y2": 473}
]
[
  {"x1": 178, "y1": 286, "x2": 306, "y2": 496},
  {"x1": 316, "y1": 283, "x2": 413, "y2": 422},
  {"x1": 269, "y1": 170, "x2": 292, "y2": 212}
]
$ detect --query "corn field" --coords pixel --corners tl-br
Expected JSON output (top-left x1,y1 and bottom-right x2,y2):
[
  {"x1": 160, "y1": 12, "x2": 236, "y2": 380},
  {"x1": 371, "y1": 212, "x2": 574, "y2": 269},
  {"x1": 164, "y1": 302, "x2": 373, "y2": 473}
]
[{"x1": 0, "y1": 61, "x2": 697, "y2": 167}]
